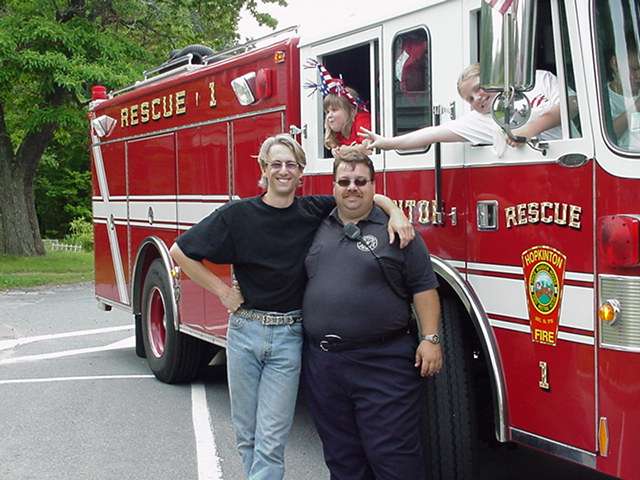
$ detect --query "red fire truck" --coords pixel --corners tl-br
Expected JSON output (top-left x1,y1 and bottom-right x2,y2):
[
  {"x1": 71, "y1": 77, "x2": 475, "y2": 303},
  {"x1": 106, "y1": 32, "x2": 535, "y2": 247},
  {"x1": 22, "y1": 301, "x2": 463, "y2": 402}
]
[{"x1": 89, "y1": 1, "x2": 640, "y2": 478}]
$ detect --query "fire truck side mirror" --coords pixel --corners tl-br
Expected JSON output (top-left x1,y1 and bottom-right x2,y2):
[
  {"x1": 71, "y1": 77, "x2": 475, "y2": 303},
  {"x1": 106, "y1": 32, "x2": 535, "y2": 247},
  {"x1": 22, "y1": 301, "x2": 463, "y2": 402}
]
[
  {"x1": 479, "y1": 0, "x2": 536, "y2": 93},
  {"x1": 491, "y1": 89, "x2": 531, "y2": 132}
]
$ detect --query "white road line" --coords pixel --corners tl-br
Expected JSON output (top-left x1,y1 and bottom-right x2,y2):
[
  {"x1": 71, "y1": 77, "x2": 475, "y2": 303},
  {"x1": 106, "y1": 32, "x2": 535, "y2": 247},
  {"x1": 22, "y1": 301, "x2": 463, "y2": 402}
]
[
  {"x1": 0, "y1": 335, "x2": 135, "y2": 366},
  {"x1": 0, "y1": 374, "x2": 154, "y2": 385},
  {"x1": 0, "y1": 325, "x2": 133, "y2": 351},
  {"x1": 191, "y1": 383, "x2": 223, "y2": 480}
]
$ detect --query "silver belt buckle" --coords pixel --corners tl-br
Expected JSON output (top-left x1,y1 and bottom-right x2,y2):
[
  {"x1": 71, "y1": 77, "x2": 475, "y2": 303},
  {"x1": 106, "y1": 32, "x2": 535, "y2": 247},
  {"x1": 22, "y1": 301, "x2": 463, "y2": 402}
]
[{"x1": 319, "y1": 334, "x2": 342, "y2": 352}]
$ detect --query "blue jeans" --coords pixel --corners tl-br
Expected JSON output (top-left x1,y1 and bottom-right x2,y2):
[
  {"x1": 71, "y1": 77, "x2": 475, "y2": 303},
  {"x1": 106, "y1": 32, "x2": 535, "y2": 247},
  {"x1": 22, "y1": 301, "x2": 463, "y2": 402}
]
[{"x1": 226, "y1": 311, "x2": 303, "y2": 480}]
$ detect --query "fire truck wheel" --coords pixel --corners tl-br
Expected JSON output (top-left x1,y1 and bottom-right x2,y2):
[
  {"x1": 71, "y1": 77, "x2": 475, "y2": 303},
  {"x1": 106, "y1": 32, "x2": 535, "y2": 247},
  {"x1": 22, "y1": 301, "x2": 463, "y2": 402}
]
[
  {"x1": 141, "y1": 259, "x2": 202, "y2": 383},
  {"x1": 422, "y1": 295, "x2": 478, "y2": 480}
]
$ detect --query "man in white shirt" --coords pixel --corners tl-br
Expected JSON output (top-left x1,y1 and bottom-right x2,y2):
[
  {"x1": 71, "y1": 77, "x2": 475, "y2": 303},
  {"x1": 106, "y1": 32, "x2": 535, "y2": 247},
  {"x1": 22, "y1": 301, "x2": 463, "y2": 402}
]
[
  {"x1": 359, "y1": 63, "x2": 562, "y2": 150},
  {"x1": 606, "y1": 48, "x2": 640, "y2": 151}
]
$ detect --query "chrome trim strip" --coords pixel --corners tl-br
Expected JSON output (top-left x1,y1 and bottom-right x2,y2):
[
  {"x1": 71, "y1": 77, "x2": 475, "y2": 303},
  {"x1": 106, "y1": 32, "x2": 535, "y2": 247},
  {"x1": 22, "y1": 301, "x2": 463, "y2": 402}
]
[
  {"x1": 598, "y1": 273, "x2": 640, "y2": 281},
  {"x1": 179, "y1": 324, "x2": 227, "y2": 348},
  {"x1": 489, "y1": 319, "x2": 530, "y2": 334},
  {"x1": 93, "y1": 105, "x2": 287, "y2": 147},
  {"x1": 467, "y1": 262, "x2": 523, "y2": 274},
  {"x1": 447, "y1": 259, "x2": 466, "y2": 269},
  {"x1": 131, "y1": 237, "x2": 178, "y2": 332},
  {"x1": 127, "y1": 131, "x2": 173, "y2": 145},
  {"x1": 566, "y1": 272, "x2": 595, "y2": 282},
  {"x1": 129, "y1": 222, "x2": 178, "y2": 230},
  {"x1": 510, "y1": 428, "x2": 596, "y2": 468},
  {"x1": 432, "y1": 256, "x2": 508, "y2": 443},
  {"x1": 95, "y1": 295, "x2": 133, "y2": 313},
  {"x1": 111, "y1": 63, "x2": 204, "y2": 97},
  {"x1": 599, "y1": 343, "x2": 640, "y2": 353}
]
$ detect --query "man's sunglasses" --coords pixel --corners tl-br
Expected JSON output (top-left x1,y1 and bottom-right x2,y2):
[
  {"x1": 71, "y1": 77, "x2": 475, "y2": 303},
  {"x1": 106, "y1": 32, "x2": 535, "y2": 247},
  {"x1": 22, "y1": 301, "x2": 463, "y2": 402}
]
[{"x1": 335, "y1": 178, "x2": 371, "y2": 188}]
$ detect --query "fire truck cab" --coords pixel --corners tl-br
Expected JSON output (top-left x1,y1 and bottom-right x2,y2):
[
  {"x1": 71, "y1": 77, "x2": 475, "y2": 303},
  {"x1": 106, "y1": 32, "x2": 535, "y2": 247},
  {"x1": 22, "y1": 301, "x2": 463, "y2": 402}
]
[{"x1": 89, "y1": 1, "x2": 640, "y2": 478}]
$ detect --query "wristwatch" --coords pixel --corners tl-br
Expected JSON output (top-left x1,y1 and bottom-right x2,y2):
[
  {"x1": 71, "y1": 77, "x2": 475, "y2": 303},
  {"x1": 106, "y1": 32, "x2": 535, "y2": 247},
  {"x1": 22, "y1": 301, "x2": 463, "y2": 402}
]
[{"x1": 420, "y1": 333, "x2": 440, "y2": 345}]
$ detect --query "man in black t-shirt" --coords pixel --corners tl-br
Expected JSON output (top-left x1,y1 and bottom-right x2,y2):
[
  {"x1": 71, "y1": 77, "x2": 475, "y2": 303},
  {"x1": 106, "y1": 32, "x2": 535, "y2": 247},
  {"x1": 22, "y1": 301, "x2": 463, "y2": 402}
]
[
  {"x1": 302, "y1": 150, "x2": 442, "y2": 480},
  {"x1": 170, "y1": 134, "x2": 412, "y2": 480}
]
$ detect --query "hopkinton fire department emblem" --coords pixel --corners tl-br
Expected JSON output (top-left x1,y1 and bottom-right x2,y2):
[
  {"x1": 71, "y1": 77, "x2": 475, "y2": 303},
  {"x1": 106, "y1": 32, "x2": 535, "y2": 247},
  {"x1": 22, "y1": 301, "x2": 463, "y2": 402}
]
[
  {"x1": 357, "y1": 235, "x2": 378, "y2": 253},
  {"x1": 521, "y1": 246, "x2": 567, "y2": 346}
]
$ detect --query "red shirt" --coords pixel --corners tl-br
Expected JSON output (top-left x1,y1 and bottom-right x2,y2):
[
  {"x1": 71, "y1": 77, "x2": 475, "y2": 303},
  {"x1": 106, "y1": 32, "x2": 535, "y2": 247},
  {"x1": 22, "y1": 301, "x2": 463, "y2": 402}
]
[{"x1": 335, "y1": 111, "x2": 371, "y2": 146}]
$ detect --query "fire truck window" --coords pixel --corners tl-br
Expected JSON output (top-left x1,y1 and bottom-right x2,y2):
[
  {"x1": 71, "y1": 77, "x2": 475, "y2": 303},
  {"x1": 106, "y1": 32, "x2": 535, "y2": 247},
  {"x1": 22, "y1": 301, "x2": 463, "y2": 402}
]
[
  {"x1": 392, "y1": 28, "x2": 431, "y2": 138},
  {"x1": 558, "y1": 1, "x2": 582, "y2": 138},
  {"x1": 322, "y1": 44, "x2": 375, "y2": 158},
  {"x1": 595, "y1": 1, "x2": 640, "y2": 154},
  {"x1": 535, "y1": 3, "x2": 557, "y2": 76}
]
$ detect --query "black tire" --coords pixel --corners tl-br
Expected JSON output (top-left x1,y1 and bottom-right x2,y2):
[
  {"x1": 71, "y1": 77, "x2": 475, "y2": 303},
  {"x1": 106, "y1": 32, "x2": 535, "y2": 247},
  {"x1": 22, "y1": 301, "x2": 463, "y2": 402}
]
[
  {"x1": 141, "y1": 259, "x2": 202, "y2": 383},
  {"x1": 423, "y1": 296, "x2": 478, "y2": 479},
  {"x1": 134, "y1": 313, "x2": 146, "y2": 358},
  {"x1": 199, "y1": 342, "x2": 222, "y2": 368}
]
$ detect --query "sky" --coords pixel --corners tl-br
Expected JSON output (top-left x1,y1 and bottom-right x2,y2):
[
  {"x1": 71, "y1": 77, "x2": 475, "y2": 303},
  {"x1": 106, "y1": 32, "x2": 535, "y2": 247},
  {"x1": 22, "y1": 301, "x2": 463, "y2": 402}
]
[{"x1": 237, "y1": 0, "x2": 372, "y2": 41}]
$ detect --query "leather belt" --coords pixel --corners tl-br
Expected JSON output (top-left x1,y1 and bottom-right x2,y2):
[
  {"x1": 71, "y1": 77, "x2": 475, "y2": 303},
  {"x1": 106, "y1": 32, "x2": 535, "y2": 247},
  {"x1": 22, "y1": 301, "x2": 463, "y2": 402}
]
[
  {"x1": 310, "y1": 327, "x2": 410, "y2": 352},
  {"x1": 235, "y1": 308, "x2": 302, "y2": 326}
]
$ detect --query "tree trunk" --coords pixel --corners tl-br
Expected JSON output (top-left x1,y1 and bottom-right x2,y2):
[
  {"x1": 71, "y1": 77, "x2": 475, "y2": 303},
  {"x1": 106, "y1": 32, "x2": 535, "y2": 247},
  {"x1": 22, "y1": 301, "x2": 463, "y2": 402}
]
[
  {"x1": 0, "y1": 158, "x2": 45, "y2": 256},
  {"x1": 0, "y1": 99, "x2": 58, "y2": 257}
]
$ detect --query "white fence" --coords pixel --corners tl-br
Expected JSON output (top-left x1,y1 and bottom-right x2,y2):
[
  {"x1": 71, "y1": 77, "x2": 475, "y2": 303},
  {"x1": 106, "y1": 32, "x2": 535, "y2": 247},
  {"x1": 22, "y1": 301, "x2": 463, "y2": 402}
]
[{"x1": 43, "y1": 239, "x2": 83, "y2": 253}]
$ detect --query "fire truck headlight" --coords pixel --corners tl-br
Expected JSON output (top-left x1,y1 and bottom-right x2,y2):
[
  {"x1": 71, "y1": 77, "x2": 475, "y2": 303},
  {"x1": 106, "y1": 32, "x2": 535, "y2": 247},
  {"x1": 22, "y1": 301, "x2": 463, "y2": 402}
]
[{"x1": 598, "y1": 299, "x2": 621, "y2": 325}]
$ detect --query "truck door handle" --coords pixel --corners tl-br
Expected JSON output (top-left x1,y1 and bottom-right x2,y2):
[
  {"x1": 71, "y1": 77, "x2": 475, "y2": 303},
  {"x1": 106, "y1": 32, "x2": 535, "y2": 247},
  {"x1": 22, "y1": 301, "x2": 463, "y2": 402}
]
[{"x1": 557, "y1": 153, "x2": 588, "y2": 168}]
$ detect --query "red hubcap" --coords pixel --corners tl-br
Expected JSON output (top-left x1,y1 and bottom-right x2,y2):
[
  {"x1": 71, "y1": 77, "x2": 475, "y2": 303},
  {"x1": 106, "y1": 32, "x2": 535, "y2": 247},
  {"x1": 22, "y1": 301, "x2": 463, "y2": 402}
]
[{"x1": 146, "y1": 287, "x2": 167, "y2": 358}]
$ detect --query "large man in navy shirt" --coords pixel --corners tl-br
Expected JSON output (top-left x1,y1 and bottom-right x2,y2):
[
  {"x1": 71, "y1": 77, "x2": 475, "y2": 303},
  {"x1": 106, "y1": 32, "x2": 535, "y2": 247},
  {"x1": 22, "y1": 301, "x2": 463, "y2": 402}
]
[{"x1": 302, "y1": 149, "x2": 443, "y2": 480}]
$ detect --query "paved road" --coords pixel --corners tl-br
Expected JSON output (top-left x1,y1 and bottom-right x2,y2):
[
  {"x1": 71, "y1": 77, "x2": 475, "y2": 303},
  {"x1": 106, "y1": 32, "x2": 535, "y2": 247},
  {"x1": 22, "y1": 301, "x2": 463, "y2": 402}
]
[{"x1": 0, "y1": 284, "x2": 613, "y2": 480}]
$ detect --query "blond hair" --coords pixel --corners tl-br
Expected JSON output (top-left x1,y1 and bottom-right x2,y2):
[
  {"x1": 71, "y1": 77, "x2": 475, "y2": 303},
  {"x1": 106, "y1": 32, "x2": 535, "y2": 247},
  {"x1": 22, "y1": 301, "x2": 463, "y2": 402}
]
[
  {"x1": 323, "y1": 87, "x2": 360, "y2": 149},
  {"x1": 256, "y1": 134, "x2": 306, "y2": 189},
  {"x1": 456, "y1": 63, "x2": 481, "y2": 96}
]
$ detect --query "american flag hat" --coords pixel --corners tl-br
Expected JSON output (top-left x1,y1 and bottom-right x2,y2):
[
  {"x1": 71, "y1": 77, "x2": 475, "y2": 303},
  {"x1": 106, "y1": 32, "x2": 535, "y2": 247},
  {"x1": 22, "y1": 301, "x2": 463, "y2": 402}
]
[
  {"x1": 483, "y1": 0, "x2": 516, "y2": 15},
  {"x1": 303, "y1": 59, "x2": 368, "y2": 112}
]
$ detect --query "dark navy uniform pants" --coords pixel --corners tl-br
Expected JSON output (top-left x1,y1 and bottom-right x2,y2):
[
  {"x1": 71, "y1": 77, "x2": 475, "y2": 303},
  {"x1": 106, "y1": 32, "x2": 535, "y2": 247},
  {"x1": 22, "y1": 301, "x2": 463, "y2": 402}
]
[{"x1": 302, "y1": 333, "x2": 425, "y2": 480}]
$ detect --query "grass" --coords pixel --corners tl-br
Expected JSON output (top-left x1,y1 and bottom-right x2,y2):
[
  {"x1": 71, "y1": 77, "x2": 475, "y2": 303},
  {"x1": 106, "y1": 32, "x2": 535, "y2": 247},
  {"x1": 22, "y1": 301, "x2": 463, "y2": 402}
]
[{"x1": 0, "y1": 251, "x2": 94, "y2": 290}]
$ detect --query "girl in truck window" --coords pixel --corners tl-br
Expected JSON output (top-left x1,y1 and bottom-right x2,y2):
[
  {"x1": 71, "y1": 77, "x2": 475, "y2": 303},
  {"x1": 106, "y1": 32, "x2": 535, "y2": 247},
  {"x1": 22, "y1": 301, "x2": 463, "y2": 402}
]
[
  {"x1": 304, "y1": 59, "x2": 371, "y2": 156},
  {"x1": 359, "y1": 63, "x2": 562, "y2": 152},
  {"x1": 324, "y1": 86, "x2": 371, "y2": 155}
]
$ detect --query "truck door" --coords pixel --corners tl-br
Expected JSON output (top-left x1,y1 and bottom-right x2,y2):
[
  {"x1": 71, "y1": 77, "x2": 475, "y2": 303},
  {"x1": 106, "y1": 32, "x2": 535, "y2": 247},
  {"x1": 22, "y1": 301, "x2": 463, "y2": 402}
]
[
  {"x1": 382, "y1": 2, "x2": 466, "y2": 266},
  {"x1": 127, "y1": 134, "x2": 179, "y2": 302},
  {"x1": 299, "y1": 27, "x2": 382, "y2": 194},
  {"x1": 465, "y1": 0, "x2": 597, "y2": 457},
  {"x1": 176, "y1": 124, "x2": 231, "y2": 333}
]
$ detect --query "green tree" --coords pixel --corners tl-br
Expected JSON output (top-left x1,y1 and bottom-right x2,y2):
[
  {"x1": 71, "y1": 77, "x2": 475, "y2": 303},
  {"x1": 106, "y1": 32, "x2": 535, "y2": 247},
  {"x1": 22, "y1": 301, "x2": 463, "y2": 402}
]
[{"x1": 0, "y1": 0, "x2": 283, "y2": 255}]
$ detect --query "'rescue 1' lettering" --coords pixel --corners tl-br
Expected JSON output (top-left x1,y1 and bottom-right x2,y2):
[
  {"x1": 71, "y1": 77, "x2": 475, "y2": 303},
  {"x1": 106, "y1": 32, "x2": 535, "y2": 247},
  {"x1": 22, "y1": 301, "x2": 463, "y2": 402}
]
[
  {"x1": 505, "y1": 202, "x2": 582, "y2": 229},
  {"x1": 120, "y1": 90, "x2": 187, "y2": 127}
]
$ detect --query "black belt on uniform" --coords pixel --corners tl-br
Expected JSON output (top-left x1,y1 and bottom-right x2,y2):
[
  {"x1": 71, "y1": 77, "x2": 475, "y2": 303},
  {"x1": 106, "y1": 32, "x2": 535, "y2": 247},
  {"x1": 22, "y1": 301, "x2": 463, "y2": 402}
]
[
  {"x1": 309, "y1": 327, "x2": 410, "y2": 352},
  {"x1": 235, "y1": 308, "x2": 302, "y2": 326}
]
